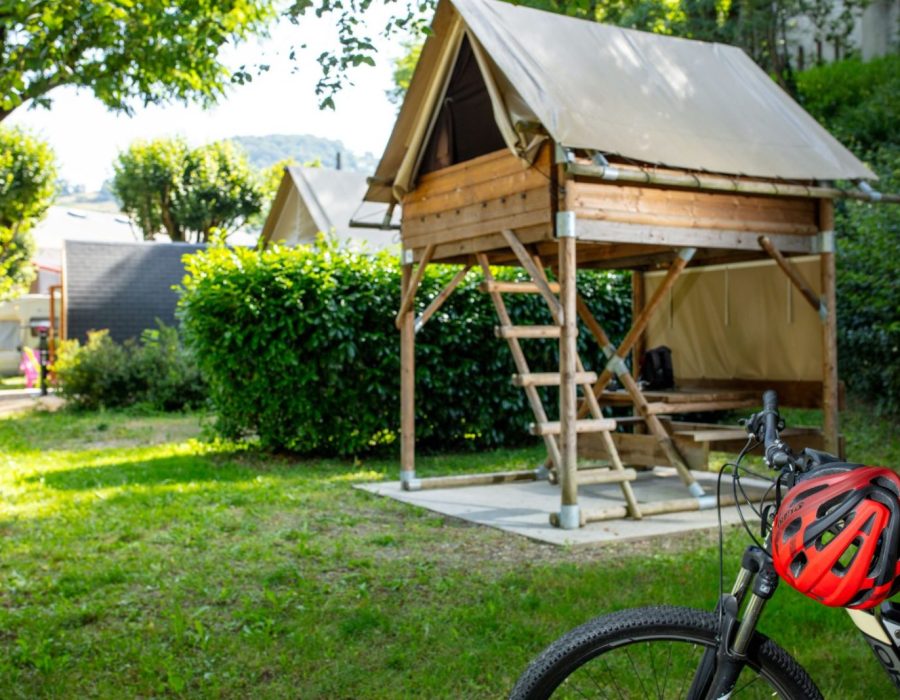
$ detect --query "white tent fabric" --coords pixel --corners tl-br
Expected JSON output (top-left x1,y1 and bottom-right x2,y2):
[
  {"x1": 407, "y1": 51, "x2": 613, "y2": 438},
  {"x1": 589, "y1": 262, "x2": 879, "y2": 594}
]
[
  {"x1": 366, "y1": 0, "x2": 873, "y2": 202},
  {"x1": 264, "y1": 167, "x2": 399, "y2": 251},
  {"x1": 453, "y1": 0, "x2": 873, "y2": 181}
]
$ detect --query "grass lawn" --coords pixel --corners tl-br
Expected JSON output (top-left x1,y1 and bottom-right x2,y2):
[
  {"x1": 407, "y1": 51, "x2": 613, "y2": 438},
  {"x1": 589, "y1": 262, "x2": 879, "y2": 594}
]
[{"x1": 0, "y1": 404, "x2": 898, "y2": 698}]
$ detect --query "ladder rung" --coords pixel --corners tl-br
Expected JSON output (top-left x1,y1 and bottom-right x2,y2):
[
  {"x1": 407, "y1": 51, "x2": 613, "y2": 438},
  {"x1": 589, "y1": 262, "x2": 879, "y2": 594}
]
[
  {"x1": 513, "y1": 371, "x2": 598, "y2": 387},
  {"x1": 495, "y1": 325, "x2": 560, "y2": 339},
  {"x1": 576, "y1": 467, "x2": 638, "y2": 485},
  {"x1": 529, "y1": 418, "x2": 617, "y2": 436},
  {"x1": 480, "y1": 281, "x2": 561, "y2": 295}
]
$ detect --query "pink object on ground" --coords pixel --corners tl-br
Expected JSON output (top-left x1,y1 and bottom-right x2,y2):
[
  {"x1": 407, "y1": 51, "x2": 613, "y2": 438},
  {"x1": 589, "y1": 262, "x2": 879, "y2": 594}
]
[{"x1": 19, "y1": 348, "x2": 40, "y2": 389}]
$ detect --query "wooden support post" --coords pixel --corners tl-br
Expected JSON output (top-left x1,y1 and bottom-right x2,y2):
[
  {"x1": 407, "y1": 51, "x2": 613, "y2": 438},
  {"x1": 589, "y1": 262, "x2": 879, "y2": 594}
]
[
  {"x1": 414, "y1": 263, "x2": 471, "y2": 333},
  {"x1": 819, "y1": 201, "x2": 840, "y2": 455},
  {"x1": 631, "y1": 270, "x2": 646, "y2": 434},
  {"x1": 395, "y1": 243, "x2": 435, "y2": 329},
  {"x1": 400, "y1": 260, "x2": 417, "y2": 488},
  {"x1": 582, "y1": 247, "x2": 695, "y2": 413},
  {"x1": 632, "y1": 270, "x2": 646, "y2": 379},
  {"x1": 558, "y1": 231, "x2": 579, "y2": 528},
  {"x1": 758, "y1": 236, "x2": 823, "y2": 314},
  {"x1": 541, "y1": 251, "x2": 642, "y2": 520}
]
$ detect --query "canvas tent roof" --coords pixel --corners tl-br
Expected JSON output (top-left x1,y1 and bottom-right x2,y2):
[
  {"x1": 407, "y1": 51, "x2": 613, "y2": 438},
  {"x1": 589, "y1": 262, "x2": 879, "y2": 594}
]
[
  {"x1": 262, "y1": 166, "x2": 399, "y2": 250},
  {"x1": 366, "y1": 0, "x2": 873, "y2": 203}
]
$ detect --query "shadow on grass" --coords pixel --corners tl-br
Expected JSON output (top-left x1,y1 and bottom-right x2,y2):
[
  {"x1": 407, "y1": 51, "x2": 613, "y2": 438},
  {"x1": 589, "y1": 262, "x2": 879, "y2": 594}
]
[{"x1": 28, "y1": 453, "x2": 258, "y2": 491}]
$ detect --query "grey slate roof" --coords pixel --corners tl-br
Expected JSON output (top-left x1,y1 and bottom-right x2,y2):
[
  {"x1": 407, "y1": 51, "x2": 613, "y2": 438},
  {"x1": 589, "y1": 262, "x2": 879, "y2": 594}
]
[{"x1": 64, "y1": 240, "x2": 204, "y2": 343}]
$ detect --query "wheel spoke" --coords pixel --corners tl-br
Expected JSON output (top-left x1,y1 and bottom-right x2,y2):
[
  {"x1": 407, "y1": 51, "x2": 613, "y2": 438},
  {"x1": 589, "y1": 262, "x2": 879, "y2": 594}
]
[
  {"x1": 624, "y1": 647, "x2": 651, "y2": 698},
  {"x1": 659, "y1": 641, "x2": 674, "y2": 698},
  {"x1": 732, "y1": 672, "x2": 763, "y2": 696},
  {"x1": 648, "y1": 641, "x2": 662, "y2": 698}
]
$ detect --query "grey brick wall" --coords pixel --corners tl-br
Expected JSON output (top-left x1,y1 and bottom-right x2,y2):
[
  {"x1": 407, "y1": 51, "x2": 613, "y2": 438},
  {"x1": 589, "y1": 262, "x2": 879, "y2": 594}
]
[{"x1": 63, "y1": 241, "x2": 205, "y2": 343}]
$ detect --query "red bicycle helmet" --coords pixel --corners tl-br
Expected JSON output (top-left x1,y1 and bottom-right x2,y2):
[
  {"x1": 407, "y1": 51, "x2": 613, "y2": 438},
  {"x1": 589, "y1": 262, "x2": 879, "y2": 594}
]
[{"x1": 772, "y1": 465, "x2": 900, "y2": 610}]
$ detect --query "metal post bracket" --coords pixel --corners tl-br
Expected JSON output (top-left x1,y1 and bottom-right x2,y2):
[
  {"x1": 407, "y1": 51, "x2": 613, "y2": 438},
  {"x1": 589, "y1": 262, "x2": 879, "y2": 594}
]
[{"x1": 556, "y1": 211, "x2": 576, "y2": 239}]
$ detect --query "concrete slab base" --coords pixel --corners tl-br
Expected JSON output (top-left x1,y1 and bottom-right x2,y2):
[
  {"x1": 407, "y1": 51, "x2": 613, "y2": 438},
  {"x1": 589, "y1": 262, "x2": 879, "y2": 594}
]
[{"x1": 356, "y1": 468, "x2": 771, "y2": 546}]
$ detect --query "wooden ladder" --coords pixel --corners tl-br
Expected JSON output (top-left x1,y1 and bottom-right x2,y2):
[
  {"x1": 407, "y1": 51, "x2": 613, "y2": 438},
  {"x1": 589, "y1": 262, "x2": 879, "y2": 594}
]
[{"x1": 476, "y1": 248, "x2": 643, "y2": 520}]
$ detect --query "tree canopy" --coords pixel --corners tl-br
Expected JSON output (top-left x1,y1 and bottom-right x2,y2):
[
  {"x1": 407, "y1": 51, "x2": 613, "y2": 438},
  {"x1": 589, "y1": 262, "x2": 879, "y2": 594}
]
[
  {"x1": 0, "y1": 0, "x2": 276, "y2": 121},
  {"x1": 112, "y1": 139, "x2": 264, "y2": 244},
  {"x1": 0, "y1": 127, "x2": 57, "y2": 300}
]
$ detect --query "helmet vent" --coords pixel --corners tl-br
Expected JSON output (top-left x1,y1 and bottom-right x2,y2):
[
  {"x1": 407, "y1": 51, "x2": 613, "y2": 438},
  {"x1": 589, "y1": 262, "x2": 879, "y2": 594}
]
[
  {"x1": 832, "y1": 537, "x2": 862, "y2": 576},
  {"x1": 874, "y1": 476, "x2": 900, "y2": 497},
  {"x1": 860, "y1": 512, "x2": 876, "y2": 535},
  {"x1": 782, "y1": 518, "x2": 802, "y2": 543},
  {"x1": 817, "y1": 493, "x2": 849, "y2": 519},
  {"x1": 846, "y1": 587, "x2": 872, "y2": 608},
  {"x1": 794, "y1": 483, "x2": 830, "y2": 502},
  {"x1": 816, "y1": 528, "x2": 838, "y2": 551},
  {"x1": 790, "y1": 551, "x2": 808, "y2": 578}
]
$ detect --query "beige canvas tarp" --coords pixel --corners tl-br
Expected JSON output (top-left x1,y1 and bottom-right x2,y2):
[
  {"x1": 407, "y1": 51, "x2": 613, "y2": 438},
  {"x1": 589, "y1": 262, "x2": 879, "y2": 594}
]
[
  {"x1": 366, "y1": 0, "x2": 874, "y2": 203},
  {"x1": 643, "y1": 257, "x2": 824, "y2": 382}
]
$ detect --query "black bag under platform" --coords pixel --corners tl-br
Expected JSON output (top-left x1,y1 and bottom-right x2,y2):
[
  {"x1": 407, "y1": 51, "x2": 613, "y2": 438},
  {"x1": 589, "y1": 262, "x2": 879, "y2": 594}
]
[{"x1": 640, "y1": 346, "x2": 674, "y2": 390}]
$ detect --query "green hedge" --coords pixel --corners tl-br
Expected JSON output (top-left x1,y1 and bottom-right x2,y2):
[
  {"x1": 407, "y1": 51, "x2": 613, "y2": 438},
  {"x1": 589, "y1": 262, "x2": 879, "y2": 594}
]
[
  {"x1": 54, "y1": 324, "x2": 206, "y2": 411},
  {"x1": 178, "y1": 242, "x2": 630, "y2": 455},
  {"x1": 797, "y1": 55, "x2": 900, "y2": 414}
]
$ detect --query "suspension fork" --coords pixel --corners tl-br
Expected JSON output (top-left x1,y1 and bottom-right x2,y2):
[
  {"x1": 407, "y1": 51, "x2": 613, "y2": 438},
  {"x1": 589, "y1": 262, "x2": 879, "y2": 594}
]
[{"x1": 686, "y1": 545, "x2": 780, "y2": 700}]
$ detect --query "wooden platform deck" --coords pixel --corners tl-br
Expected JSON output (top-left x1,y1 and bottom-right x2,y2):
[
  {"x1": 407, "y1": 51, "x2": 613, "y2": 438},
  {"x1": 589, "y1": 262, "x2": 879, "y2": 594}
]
[{"x1": 598, "y1": 387, "x2": 759, "y2": 415}]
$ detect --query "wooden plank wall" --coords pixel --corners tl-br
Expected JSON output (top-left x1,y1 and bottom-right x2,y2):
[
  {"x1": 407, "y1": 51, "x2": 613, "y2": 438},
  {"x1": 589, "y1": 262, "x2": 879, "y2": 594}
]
[
  {"x1": 402, "y1": 146, "x2": 553, "y2": 259},
  {"x1": 567, "y1": 180, "x2": 818, "y2": 238}
]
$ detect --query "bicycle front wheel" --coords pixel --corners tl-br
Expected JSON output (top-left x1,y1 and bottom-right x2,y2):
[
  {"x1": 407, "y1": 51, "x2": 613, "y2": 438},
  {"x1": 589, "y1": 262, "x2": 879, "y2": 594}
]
[{"x1": 510, "y1": 605, "x2": 822, "y2": 699}]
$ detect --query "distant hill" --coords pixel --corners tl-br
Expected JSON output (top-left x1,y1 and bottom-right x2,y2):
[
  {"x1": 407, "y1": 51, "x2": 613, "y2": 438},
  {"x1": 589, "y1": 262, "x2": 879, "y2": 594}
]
[{"x1": 230, "y1": 134, "x2": 379, "y2": 174}]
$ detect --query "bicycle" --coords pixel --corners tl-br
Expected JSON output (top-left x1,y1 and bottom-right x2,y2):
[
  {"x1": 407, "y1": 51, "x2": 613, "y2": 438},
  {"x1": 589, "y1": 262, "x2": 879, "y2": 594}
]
[{"x1": 510, "y1": 390, "x2": 900, "y2": 699}]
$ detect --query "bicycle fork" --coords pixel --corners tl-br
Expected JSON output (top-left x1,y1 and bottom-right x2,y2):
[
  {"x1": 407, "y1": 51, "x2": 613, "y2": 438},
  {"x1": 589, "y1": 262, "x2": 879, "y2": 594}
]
[{"x1": 687, "y1": 545, "x2": 780, "y2": 700}]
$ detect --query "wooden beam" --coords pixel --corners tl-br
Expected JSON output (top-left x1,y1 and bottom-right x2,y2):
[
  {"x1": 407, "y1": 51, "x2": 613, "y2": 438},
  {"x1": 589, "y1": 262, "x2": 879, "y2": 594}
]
[
  {"x1": 558, "y1": 232, "x2": 578, "y2": 514},
  {"x1": 514, "y1": 371, "x2": 597, "y2": 387},
  {"x1": 500, "y1": 229, "x2": 562, "y2": 316},
  {"x1": 820, "y1": 201, "x2": 840, "y2": 455},
  {"x1": 632, "y1": 271, "x2": 646, "y2": 380},
  {"x1": 395, "y1": 244, "x2": 435, "y2": 329},
  {"x1": 495, "y1": 325, "x2": 560, "y2": 339},
  {"x1": 480, "y1": 280, "x2": 561, "y2": 294},
  {"x1": 587, "y1": 248, "x2": 694, "y2": 404},
  {"x1": 411, "y1": 469, "x2": 539, "y2": 490},
  {"x1": 574, "y1": 218, "x2": 816, "y2": 253},
  {"x1": 400, "y1": 262, "x2": 415, "y2": 484},
  {"x1": 758, "y1": 236, "x2": 823, "y2": 315},
  {"x1": 574, "y1": 287, "x2": 701, "y2": 491},
  {"x1": 414, "y1": 264, "x2": 471, "y2": 333}
]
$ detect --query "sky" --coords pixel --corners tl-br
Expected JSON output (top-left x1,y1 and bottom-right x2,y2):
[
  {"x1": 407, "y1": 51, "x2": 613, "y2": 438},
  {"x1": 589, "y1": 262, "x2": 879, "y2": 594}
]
[{"x1": 7, "y1": 6, "x2": 409, "y2": 191}]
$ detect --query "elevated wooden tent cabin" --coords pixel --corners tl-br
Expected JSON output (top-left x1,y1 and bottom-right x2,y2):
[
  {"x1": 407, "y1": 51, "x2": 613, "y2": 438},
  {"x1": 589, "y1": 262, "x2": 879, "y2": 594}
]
[{"x1": 362, "y1": 0, "x2": 882, "y2": 529}]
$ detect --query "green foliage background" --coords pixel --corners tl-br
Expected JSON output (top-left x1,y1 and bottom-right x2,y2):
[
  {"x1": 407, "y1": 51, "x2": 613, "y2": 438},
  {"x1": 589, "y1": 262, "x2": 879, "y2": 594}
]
[
  {"x1": 0, "y1": 127, "x2": 57, "y2": 301},
  {"x1": 112, "y1": 138, "x2": 265, "y2": 243},
  {"x1": 797, "y1": 55, "x2": 900, "y2": 414},
  {"x1": 178, "y1": 242, "x2": 630, "y2": 455}
]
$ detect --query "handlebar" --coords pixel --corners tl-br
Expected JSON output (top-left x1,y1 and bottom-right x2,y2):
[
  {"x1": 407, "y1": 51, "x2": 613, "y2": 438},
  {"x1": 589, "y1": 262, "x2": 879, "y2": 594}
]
[{"x1": 746, "y1": 391, "x2": 795, "y2": 471}]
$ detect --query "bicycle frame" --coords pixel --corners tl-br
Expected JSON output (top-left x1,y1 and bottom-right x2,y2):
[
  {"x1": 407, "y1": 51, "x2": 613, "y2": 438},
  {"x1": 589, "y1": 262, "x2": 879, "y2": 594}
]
[
  {"x1": 695, "y1": 542, "x2": 900, "y2": 698},
  {"x1": 847, "y1": 602, "x2": 900, "y2": 691}
]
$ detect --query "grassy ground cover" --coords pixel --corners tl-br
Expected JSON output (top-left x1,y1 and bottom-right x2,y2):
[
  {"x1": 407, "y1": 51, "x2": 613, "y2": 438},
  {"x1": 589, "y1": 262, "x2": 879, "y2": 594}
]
[{"x1": 0, "y1": 405, "x2": 897, "y2": 698}]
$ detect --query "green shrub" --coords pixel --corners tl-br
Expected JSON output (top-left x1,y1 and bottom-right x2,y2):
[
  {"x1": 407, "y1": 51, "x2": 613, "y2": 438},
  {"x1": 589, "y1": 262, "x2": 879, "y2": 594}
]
[
  {"x1": 797, "y1": 55, "x2": 900, "y2": 414},
  {"x1": 54, "y1": 324, "x2": 205, "y2": 411},
  {"x1": 177, "y1": 241, "x2": 630, "y2": 455},
  {"x1": 797, "y1": 55, "x2": 900, "y2": 154},
  {"x1": 833, "y1": 147, "x2": 900, "y2": 415}
]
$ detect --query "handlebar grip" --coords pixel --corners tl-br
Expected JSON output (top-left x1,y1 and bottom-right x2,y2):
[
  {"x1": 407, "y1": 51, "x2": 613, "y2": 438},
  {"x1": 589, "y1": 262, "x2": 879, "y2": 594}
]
[
  {"x1": 761, "y1": 390, "x2": 791, "y2": 468},
  {"x1": 762, "y1": 390, "x2": 778, "y2": 414}
]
